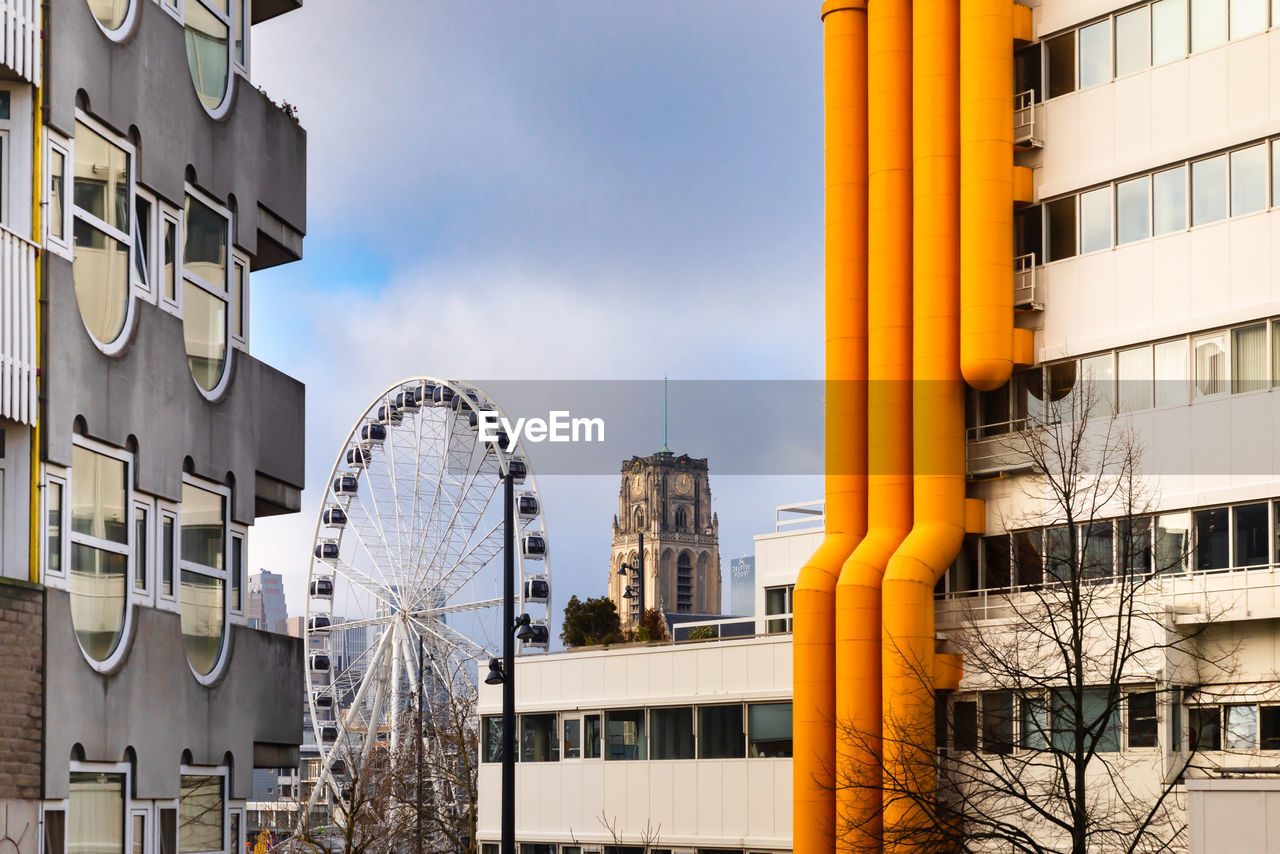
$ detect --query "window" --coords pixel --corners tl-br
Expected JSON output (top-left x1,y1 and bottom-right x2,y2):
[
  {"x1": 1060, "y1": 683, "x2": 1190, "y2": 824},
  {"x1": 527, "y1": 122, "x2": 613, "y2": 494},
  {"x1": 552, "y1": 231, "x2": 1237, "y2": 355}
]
[
  {"x1": 953, "y1": 700, "x2": 978, "y2": 751},
  {"x1": 162, "y1": 213, "x2": 179, "y2": 306},
  {"x1": 46, "y1": 478, "x2": 65, "y2": 578},
  {"x1": 698, "y1": 704, "x2": 745, "y2": 759},
  {"x1": 1231, "y1": 144, "x2": 1267, "y2": 216},
  {"x1": 231, "y1": 257, "x2": 248, "y2": 346},
  {"x1": 1079, "y1": 187, "x2": 1113, "y2": 254},
  {"x1": 1045, "y1": 196, "x2": 1078, "y2": 261},
  {"x1": 1115, "y1": 7, "x2": 1151, "y2": 77},
  {"x1": 1046, "y1": 32, "x2": 1076, "y2": 98},
  {"x1": 132, "y1": 812, "x2": 146, "y2": 854},
  {"x1": 1020, "y1": 695, "x2": 1048, "y2": 750},
  {"x1": 950, "y1": 535, "x2": 979, "y2": 594},
  {"x1": 1191, "y1": 155, "x2": 1228, "y2": 225},
  {"x1": 48, "y1": 138, "x2": 71, "y2": 253},
  {"x1": 1080, "y1": 353, "x2": 1115, "y2": 415},
  {"x1": 179, "y1": 773, "x2": 224, "y2": 853},
  {"x1": 1152, "y1": 166, "x2": 1187, "y2": 235},
  {"x1": 520, "y1": 714, "x2": 558, "y2": 762},
  {"x1": 1013, "y1": 529, "x2": 1044, "y2": 587},
  {"x1": 1233, "y1": 502, "x2": 1269, "y2": 567},
  {"x1": 1156, "y1": 512, "x2": 1191, "y2": 573},
  {"x1": 747, "y1": 702, "x2": 792, "y2": 758},
  {"x1": 230, "y1": 532, "x2": 244, "y2": 612},
  {"x1": 1193, "y1": 332, "x2": 1228, "y2": 398},
  {"x1": 1225, "y1": 704, "x2": 1258, "y2": 749},
  {"x1": 234, "y1": 0, "x2": 248, "y2": 68},
  {"x1": 1274, "y1": 320, "x2": 1280, "y2": 388},
  {"x1": 134, "y1": 505, "x2": 148, "y2": 592},
  {"x1": 1190, "y1": 705, "x2": 1221, "y2": 749},
  {"x1": 70, "y1": 770, "x2": 124, "y2": 854},
  {"x1": 982, "y1": 535, "x2": 1012, "y2": 590},
  {"x1": 43, "y1": 808, "x2": 65, "y2": 854},
  {"x1": 1116, "y1": 176, "x2": 1151, "y2": 245},
  {"x1": 563, "y1": 717, "x2": 581, "y2": 759},
  {"x1": 162, "y1": 512, "x2": 176, "y2": 598},
  {"x1": 1191, "y1": 0, "x2": 1229, "y2": 52},
  {"x1": 764, "y1": 585, "x2": 792, "y2": 633},
  {"x1": 1232, "y1": 323, "x2": 1267, "y2": 393},
  {"x1": 481, "y1": 717, "x2": 502, "y2": 763},
  {"x1": 183, "y1": 192, "x2": 231, "y2": 394},
  {"x1": 1261, "y1": 706, "x2": 1280, "y2": 749},
  {"x1": 1118, "y1": 345, "x2": 1153, "y2": 412},
  {"x1": 584, "y1": 713, "x2": 602, "y2": 759},
  {"x1": 1193, "y1": 507, "x2": 1230, "y2": 570},
  {"x1": 181, "y1": 480, "x2": 228, "y2": 677},
  {"x1": 1052, "y1": 688, "x2": 1121, "y2": 753},
  {"x1": 982, "y1": 692, "x2": 1014, "y2": 755},
  {"x1": 73, "y1": 118, "x2": 135, "y2": 349},
  {"x1": 1118, "y1": 517, "x2": 1153, "y2": 575},
  {"x1": 650, "y1": 707, "x2": 694, "y2": 760},
  {"x1": 606, "y1": 709, "x2": 646, "y2": 760},
  {"x1": 87, "y1": 0, "x2": 131, "y2": 32},
  {"x1": 185, "y1": 0, "x2": 233, "y2": 114},
  {"x1": 134, "y1": 193, "x2": 153, "y2": 294},
  {"x1": 1128, "y1": 692, "x2": 1158, "y2": 748},
  {"x1": 1154, "y1": 338, "x2": 1190, "y2": 407},
  {"x1": 1230, "y1": 0, "x2": 1267, "y2": 37},
  {"x1": 1046, "y1": 525, "x2": 1072, "y2": 582},
  {"x1": 70, "y1": 442, "x2": 131, "y2": 665},
  {"x1": 1153, "y1": 0, "x2": 1189, "y2": 64},
  {"x1": 1082, "y1": 522, "x2": 1114, "y2": 580},
  {"x1": 1078, "y1": 20, "x2": 1111, "y2": 89}
]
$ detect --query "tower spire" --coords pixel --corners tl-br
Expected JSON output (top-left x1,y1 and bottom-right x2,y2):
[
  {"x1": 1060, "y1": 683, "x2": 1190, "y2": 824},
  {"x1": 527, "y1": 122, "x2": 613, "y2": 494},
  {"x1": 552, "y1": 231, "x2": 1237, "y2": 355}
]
[{"x1": 661, "y1": 375, "x2": 672, "y2": 454}]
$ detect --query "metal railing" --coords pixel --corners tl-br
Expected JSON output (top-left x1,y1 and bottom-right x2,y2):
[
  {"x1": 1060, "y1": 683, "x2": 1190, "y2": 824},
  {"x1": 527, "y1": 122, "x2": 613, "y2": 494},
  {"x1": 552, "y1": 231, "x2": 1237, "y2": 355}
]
[
  {"x1": 667, "y1": 612, "x2": 794, "y2": 643},
  {"x1": 0, "y1": 224, "x2": 38, "y2": 425},
  {"x1": 1014, "y1": 90, "x2": 1041, "y2": 148},
  {"x1": 965, "y1": 424, "x2": 1034, "y2": 478},
  {"x1": 1014, "y1": 252, "x2": 1044, "y2": 310}
]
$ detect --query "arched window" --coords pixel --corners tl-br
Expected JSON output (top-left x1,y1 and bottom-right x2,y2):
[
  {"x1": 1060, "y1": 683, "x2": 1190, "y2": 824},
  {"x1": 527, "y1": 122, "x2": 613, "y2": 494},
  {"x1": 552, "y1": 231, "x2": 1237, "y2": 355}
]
[
  {"x1": 183, "y1": 190, "x2": 233, "y2": 396},
  {"x1": 676, "y1": 552, "x2": 693, "y2": 613},
  {"x1": 72, "y1": 117, "x2": 136, "y2": 352},
  {"x1": 633, "y1": 507, "x2": 645, "y2": 531},
  {"x1": 181, "y1": 478, "x2": 230, "y2": 680},
  {"x1": 185, "y1": 0, "x2": 236, "y2": 116},
  {"x1": 674, "y1": 507, "x2": 687, "y2": 531}
]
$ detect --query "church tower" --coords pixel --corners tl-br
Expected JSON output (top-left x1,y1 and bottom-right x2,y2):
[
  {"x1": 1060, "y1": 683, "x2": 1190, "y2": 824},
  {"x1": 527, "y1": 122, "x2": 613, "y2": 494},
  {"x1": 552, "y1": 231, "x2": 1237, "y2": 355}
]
[{"x1": 608, "y1": 450, "x2": 721, "y2": 628}]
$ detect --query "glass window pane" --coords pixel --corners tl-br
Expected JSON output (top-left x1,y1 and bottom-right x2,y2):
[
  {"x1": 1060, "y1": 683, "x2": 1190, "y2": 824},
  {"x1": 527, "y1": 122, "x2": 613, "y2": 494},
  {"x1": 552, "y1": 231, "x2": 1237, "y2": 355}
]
[
  {"x1": 1116, "y1": 7, "x2": 1152, "y2": 76},
  {"x1": 73, "y1": 220, "x2": 131, "y2": 345},
  {"x1": 1194, "y1": 507, "x2": 1230, "y2": 570},
  {"x1": 178, "y1": 775, "x2": 223, "y2": 854},
  {"x1": 1128, "y1": 692, "x2": 1159, "y2": 748},
  {"x1": 1020, "y1": 695, "x2": 1048, "y2": 750},
  {"x1": 1276, "y1": 501, "x2": 1280, "y2": 565},
  {"x1": 982, "y1": 692, "x2": 1014, "y2": 754},
  {"x1": 1156, "y1": 512, "x2": 1191, "y2": 573},
  {"x1": 1046, "y1": 196, "x2": 1078, "y2": 261},
  {"x1": 74, "y1": 121, "x2": 130, "y2": 233},
  {"x1": 1080, "y1": 353, "x2": 1116, "y2": 415},
  {"x1": 954, "y1": 700, "x2": 978, "y2": 751},
  {"x1": 1233, "y1": 502, "x2": 1269, "y2": 567},
  {"x1": 1053, "y1": 688, "x2": 1121, "y2": 753},
  {"x1": 1153, "y1": 166, "x2": 1188, "y2": 235},
  {"x1": 604, "y1": 709, "x2": 646, "y2": 760},
  {"x1": 1078, "y1": 20, "x2": 1112, "y2": 88},
  {"x1": 698, "y1": 704, "x2": 745, "y2": 759},
  {"x1": 563, "y1": 718, "x2": 581, "y2": 759},
  {"x1": 184, "y1": 195, "x2": 227, "y2": 288},
  {"x1": 183, "y1": 282, "x2": 228, "y2": 393},
  {"x1": 1273, "y1": 320, "x2": 1280, "y2": 388},
  {"x1": 748, "y1": 702, "x2": 792, "y2": 758},
  {"x1": 1226, "y1": 705, "x2": 1258, "y2": 749},
  {"x1": 584, "y1": 714, "x2": 602, "y2": 759},
  {"x1": 72, "y1": 445, "x2": 128, "y2": 545},
  {"x1": 481, "y1": 717, "x2": 502, "y2": 762},
  {"x1": 650, "y1": 707, "x2": 694, "y2": 760},
  {"x1": 181, "y1": 570, "x2": 224, "y2": 675},
  {"x1": 1191, "y1": 0, "x2": 1229, "y2": 51},
  {"x1": 87, "y1": 0, "x2": 129, "y2": 30},
  {"x1": 1013, "y1": 529, "x2": 1044, "y2": 587},
  {"x1": 134, "y1": 196, "x2": 151, "y2": 287},
  {"x1": 233, "y1": 261, "x2": 246, "y2": 339},
  {"x1": 48, "y1": 481, "x2": 64, "y2": 575},
  {"x1": 1192, "y1": 155, "x2": 1228, "y2": 225},
  {"x1": 70, "y1": 772, "x2": 124, "y2": 854},
  {"x1": 1153, "y1": 0, "x2": 1189, "y2": 64},
  {"x1": 134, "y1": 507, "x2": 147, "y2": 591},
  {"x1": 1262, "y1": 706, "x2": 1280, "y2": 749},
  {"x1": 185, "y1": 5, "x2": 230, "y2": 111},
  {"x1": 1231, "y1": 144, "x2": 1267, "y2": 216},
  {"x1": 1194, "y1": 332, "x2": 1228, "y2": 398},
  {"x1": 1155, "y1": 339, "x2": 1190, "y2": 407},
  {"x1": 163, "y1": 516, "x2": 175, "y2": 596},
  {"x1": 1230, "y1": 0, "x2": 1267, "y2": 38},
  {"x1": 163, "y1": 219, "x2": 177, "y2": 302},
  {"x1": 1082, "y1": 522, "x2": 1114, "y2": 580},
  {"x1": 1047, "y1": 32, "x2": 1077, "y2": 98},
  {"x1": 1118, "y1": 517, "x2": 1153, "y2": 575},
  {"x1": 1118, "y1": 346, "x2": 1154, "y2": 412},
  {"x1": 1116, "y1": 176, "x2": 1151, "y2": 244},
  {"x1": 520, "y1": 714, "x2": 558, "y2": 762},
  {"x1": 44, "y1": 811, "x2": 66, "y2": 854},
  {"x1": 234, "y1": 0, "x2": 246, "y2": 65},
  {"x1": 1232, "y1": 323, "x2": 1267, "y2": 393},
  {"x1": 230, "y1": 535, "x2": 243, "y2": 611},
  {"x1": 50, "y1": 149, "x2": 65, "y2": 241},
  {"x1": 1190, "y1": 706, "x2": 1221, "y2": 749},
  {"x1": 71, "y1": 544, "x2": 128, "y2": 662},
  {"x1": 1079, "y1": 187, "x2": 1112, "y2": 253},
  {"x1": 950, "y1": 535, "x2": 979, "y2": 593},
  {"x1": 1045, "y1": 526, "x2": 1072, "y2": 583},
  {"x1": 182, "y1": 482, "x2": 224, "y2": 571},
  {"x1": 133, "y1": 814, "x2": 145, "y2": 854},
  {"x1": 982, "y1": 535, "x2": 1012, "y2": 590}
]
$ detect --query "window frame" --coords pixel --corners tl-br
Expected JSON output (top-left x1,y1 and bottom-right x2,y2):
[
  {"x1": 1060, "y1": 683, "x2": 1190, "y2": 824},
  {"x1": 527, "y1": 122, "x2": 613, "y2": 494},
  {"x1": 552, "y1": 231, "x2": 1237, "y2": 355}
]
[
  {"x1": 229, "y1": 524, "x2": 246, "y2": 621},
  {"x1": 67, "y1": 760, "x2": 133, "y2": 854},
  {"x1": 157, "y1": 502, "x2": 180, "y2": 612},
  {"x1": 181, "y1": 185, "x2": 234, "y2": 400},
  {"x1": 87, "y1": 0, "x2": 141, "y2": 41},
  {"x1": 43, "y1": 468, "x2": 69, "y2": 587},
  {"x1": 46, "y1": 132, "x2": 73, "y2": 259},
  {"x1": 177, "y1": 764, "x2": 229, "y2": 854},
  {"x1": 71, "y1": 111, "x2": 139, "y2": 355},
  {"x1": 131, "y1": 495, "x2": 154, "y2": 607},
  {"x1": 230, "y1": 250, "x2": 249, "y2": 351},
  {"x1": 186, "y1": 0, "x2": 237, "y2": 119},
  {"x1": 179, "y1": 474, "x2": 232, "y2": 684},
  {"x1": 130, "y1": 804, "x2": 152, "y2": 854},
  {"x1": 159, "y1": 206, "x2": 183, "y2": 315},
  {"x1": 68, "y1": 435, "x2": 137, "y2": 673},
  {"x1": 133, "y1": 185, "x2": 158, "y2": 302}
]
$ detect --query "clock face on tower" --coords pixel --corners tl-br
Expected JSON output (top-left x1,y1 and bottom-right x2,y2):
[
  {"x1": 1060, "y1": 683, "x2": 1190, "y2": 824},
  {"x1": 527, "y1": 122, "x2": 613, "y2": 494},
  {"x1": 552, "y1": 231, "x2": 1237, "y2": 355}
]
[
  {"x1": 631, "y1": 474, "x2": 646, "y2": 496},
  {"x1": 674, "y1": 473, "x2": 693, "y2": 495}
]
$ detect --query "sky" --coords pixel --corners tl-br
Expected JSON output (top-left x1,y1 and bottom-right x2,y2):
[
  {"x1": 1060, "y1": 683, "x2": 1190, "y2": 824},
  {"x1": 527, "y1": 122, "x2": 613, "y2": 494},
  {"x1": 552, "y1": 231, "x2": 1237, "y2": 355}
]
[{"x1": 246, "y1": 1, "x2": 826, "y2": 639}]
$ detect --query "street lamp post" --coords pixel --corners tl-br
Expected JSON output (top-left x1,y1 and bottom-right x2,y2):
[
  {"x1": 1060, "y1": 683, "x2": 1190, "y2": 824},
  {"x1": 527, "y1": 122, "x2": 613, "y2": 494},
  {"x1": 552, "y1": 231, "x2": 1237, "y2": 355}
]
[
  {"x1": 618, "y1": 531, "x2": 645, "y2": 628},
  {"x1": 501, "y1": 471, "x2": 515, "y2": 854}
]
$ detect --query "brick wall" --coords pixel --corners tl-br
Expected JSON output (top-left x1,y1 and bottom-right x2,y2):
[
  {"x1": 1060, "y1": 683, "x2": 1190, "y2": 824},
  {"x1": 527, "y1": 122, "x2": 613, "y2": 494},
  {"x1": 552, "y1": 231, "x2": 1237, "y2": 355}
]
[{"x1": 0, "y1": 578, "x2": 42, "y2": 799}]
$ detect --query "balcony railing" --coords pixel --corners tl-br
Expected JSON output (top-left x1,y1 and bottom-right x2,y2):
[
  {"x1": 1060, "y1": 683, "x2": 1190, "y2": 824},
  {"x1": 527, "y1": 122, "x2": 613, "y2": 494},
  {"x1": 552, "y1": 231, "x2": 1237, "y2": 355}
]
[
  {"x1": 0, "y1": 224, "x2": 38, "y2": 425},
  {"x1": 1014, "y1": 252, "x2": 1044, "y2": 311},
  {"x1": 1014, "y1": 90, "x2": 1041, "y2": 148},
  {"x1": 966, "y1": 421, "x2": 1035, "y2": 478},
  {"x1": 0, "y1": 0, "x2": 39, "y2": 85}
]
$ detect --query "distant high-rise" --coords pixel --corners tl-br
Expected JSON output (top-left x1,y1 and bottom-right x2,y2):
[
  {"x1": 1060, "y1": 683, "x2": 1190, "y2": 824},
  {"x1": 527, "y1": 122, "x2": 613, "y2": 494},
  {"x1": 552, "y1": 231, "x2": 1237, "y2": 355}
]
[
  {"x1": 249, "y1": 570, "x2": 289, "y2": 634},
  {"x1": 730, "y1": 555, "x2": 755, "y2": 616}
]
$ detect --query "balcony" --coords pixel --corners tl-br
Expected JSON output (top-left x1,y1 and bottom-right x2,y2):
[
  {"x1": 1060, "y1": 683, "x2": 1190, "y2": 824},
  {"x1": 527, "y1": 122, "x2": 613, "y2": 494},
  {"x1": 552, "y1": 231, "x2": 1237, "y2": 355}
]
[
  {"x1": 0, "y1": 224, "x2": 38, "y2": 425},
  {"x1": 1014, "y1": 253, "x2": 1044, "y2": 311},
  {"x1": 1165, "y1": 565, "x2": 1280, "y2": 625},
  {"x1": 966, "y1": 422, "x2": 1035, "y2": 479},
  {"x1": 1014, "y1": 90, "x2": 1041, "y2": 149}
]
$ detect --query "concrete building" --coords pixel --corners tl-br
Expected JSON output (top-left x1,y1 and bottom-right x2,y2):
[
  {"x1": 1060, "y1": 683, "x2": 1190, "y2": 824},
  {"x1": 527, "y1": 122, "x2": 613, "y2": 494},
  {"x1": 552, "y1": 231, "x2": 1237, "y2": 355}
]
[
  {"x1": 247, "y1": 568, "x2": 288, "y2": 633},
  {"x1": 609, "y1": 451, "x2": 721, "y2": 627},
  {"x1": 0, "y1": 1, "x2": 309, "y2": 851}
]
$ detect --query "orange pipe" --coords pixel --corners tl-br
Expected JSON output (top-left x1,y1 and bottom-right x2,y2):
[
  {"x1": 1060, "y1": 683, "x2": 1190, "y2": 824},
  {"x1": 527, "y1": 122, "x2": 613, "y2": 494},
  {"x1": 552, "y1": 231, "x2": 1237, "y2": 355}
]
[
  {"x1": 881, "y1": 0, "x2": 965, "y2": 850},
  {"x1": 959, "y1": 0, "x2": 1015, "y2": 391},
  {"x1": 834, "y1": 2, "x2": 912, "y2": 852},
  {"x1": 794, "y1": 5, "x2": 869, "y2": 854}
]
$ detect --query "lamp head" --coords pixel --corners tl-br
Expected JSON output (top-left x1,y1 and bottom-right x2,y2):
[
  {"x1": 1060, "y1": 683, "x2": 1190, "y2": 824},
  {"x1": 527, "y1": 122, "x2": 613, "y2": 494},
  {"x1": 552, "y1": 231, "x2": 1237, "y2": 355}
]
[
  {"x1": 483, "y1": 657, "x2": 504, "y2": 686},
  {"x1": 515, "y1": 616, "x2": 537, "y2": 641}
]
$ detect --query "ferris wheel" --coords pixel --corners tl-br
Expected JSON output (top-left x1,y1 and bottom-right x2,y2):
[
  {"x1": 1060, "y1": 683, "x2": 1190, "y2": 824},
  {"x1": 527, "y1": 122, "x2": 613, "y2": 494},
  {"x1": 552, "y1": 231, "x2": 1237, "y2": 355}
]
[{"x1": 303, "y1": 377, "x2": 552, "y2": 813}]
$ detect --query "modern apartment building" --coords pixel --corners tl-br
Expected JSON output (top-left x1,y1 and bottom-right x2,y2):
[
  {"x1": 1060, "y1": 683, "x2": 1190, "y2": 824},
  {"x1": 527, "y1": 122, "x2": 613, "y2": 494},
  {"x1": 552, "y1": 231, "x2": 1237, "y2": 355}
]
[
  {"x1": 247, "y1": 568, "x2": 288, "y2": 632},
  {"x1": 0, "y1": 1, "x2": 308, "y2": 852}
]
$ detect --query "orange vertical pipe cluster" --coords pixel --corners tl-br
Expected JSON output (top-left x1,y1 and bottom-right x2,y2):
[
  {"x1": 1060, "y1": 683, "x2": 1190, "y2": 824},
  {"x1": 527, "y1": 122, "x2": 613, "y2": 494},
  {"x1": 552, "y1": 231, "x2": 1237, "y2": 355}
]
[
  {"x1": 960, "y1": 0, "x2": 1016, "y2": 391},
  {"x1": 881, "y1": 0, "x2": 965, "y2": 850},
  {"x1": 834, "y1": 1, "x2": 912, "y2": 852},
  {"x1": 793, "y1": 5, "x2": 868, "y2": 854}
]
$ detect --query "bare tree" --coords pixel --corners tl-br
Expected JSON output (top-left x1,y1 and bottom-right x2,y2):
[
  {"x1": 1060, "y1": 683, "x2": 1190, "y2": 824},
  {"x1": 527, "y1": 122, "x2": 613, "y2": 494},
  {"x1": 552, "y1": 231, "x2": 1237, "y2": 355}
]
[
  {"x1": 836, "y1": 378, "x2": 1237, "y2": 854},
  {"x1": 596, "y1": 812, "x2": 663, "y2": 854}
]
